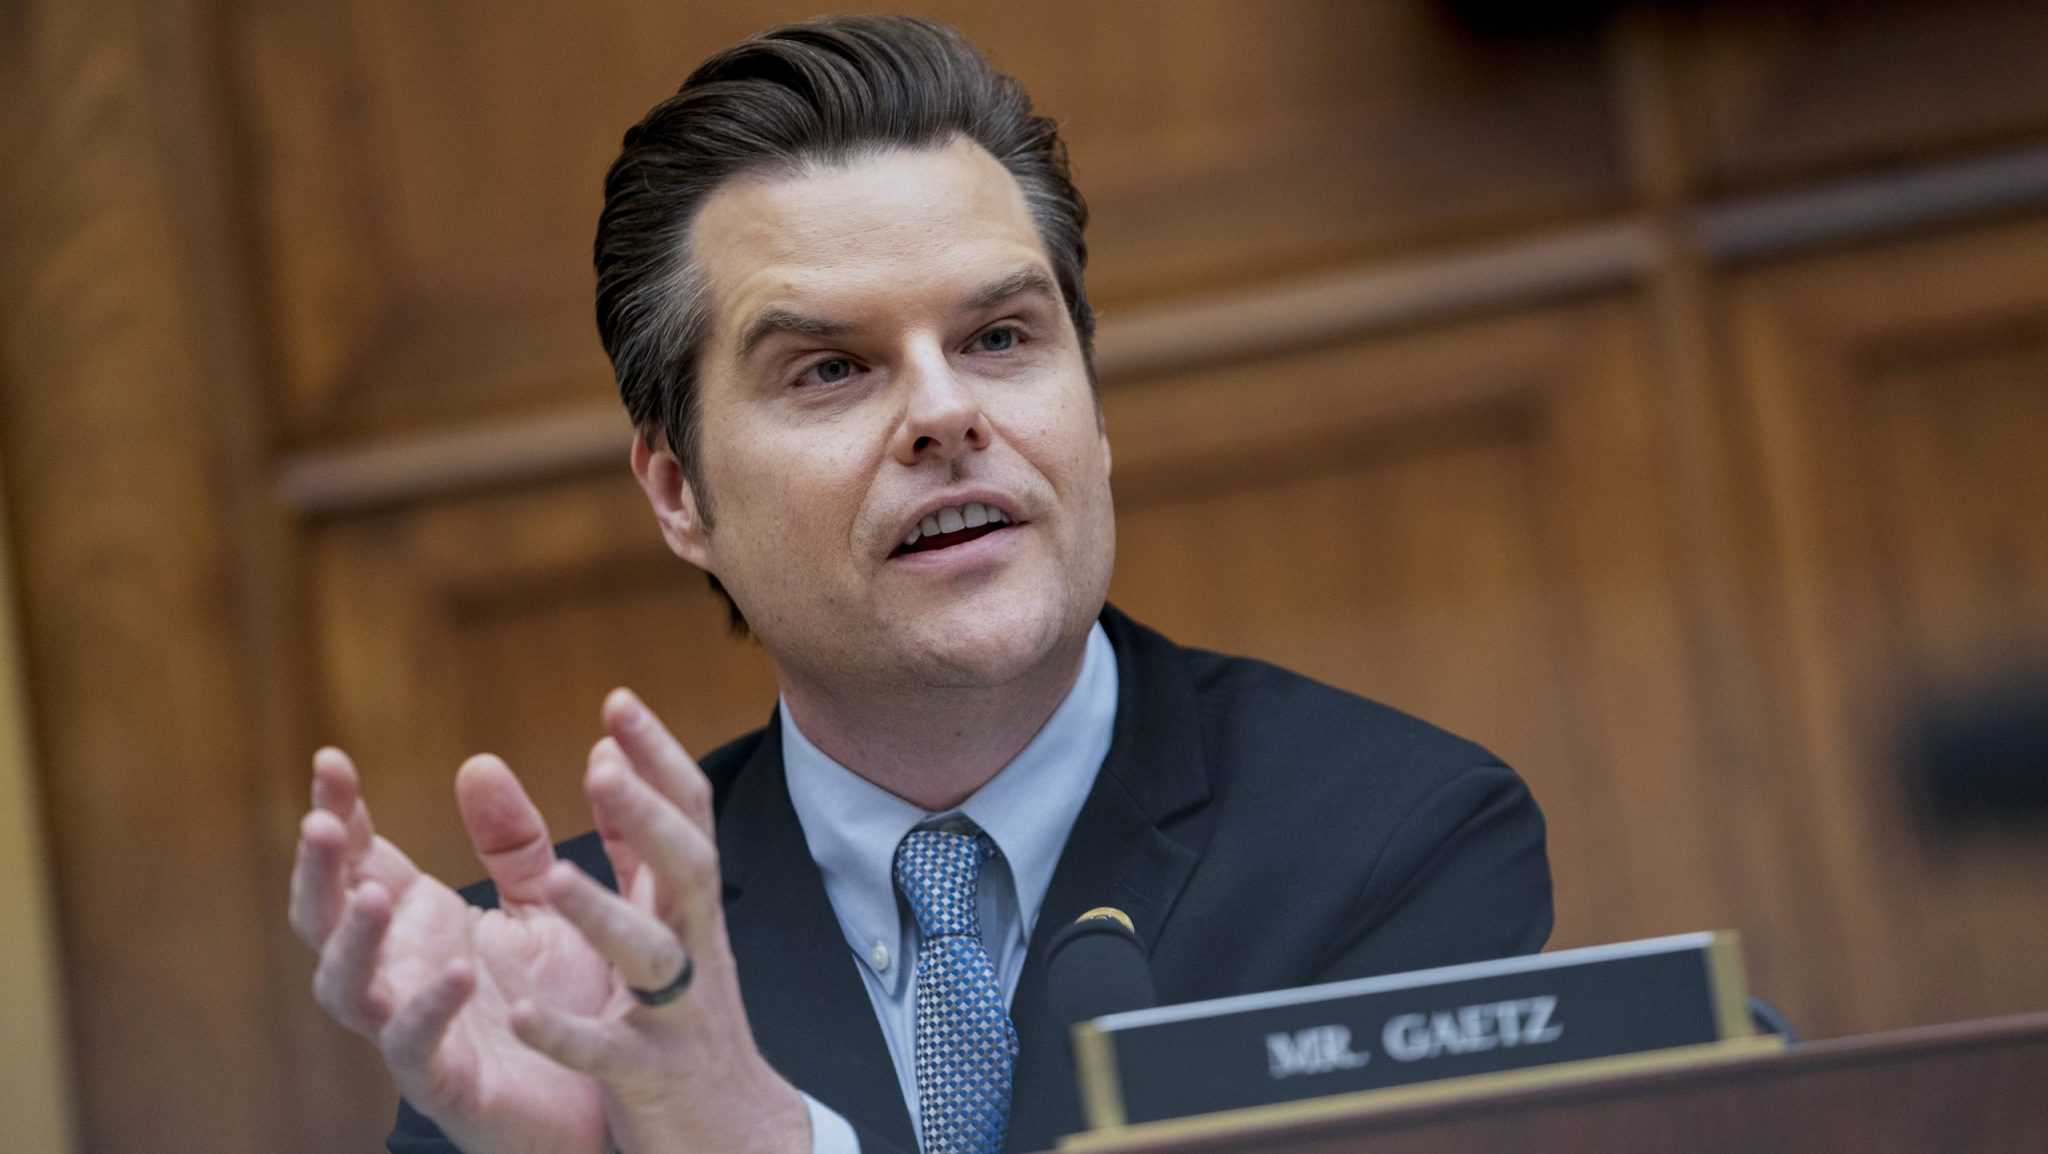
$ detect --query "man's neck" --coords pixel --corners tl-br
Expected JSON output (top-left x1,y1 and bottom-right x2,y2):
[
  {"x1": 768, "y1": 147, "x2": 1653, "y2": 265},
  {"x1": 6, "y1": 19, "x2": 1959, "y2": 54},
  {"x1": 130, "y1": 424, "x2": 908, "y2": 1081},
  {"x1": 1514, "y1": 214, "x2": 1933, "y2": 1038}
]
[{"x1": 777, "y1": 637, "x2": 1091, "y2": 812}]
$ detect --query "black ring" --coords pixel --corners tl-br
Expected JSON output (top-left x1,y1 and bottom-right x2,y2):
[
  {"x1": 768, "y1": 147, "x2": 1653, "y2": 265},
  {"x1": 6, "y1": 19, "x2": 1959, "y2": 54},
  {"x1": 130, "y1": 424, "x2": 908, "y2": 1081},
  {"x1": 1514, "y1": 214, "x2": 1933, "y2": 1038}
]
[{"x1": 629, "y1": 951, "x2": 694, "y2": 1007}]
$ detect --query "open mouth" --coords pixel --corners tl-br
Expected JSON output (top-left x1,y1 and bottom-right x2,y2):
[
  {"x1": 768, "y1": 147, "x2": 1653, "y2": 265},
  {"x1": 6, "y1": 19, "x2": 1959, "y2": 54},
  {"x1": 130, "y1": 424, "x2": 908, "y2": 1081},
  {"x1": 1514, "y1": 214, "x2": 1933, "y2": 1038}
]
[{"x1": 893, "y1": 501, "x2": 1014, "y2": 557}]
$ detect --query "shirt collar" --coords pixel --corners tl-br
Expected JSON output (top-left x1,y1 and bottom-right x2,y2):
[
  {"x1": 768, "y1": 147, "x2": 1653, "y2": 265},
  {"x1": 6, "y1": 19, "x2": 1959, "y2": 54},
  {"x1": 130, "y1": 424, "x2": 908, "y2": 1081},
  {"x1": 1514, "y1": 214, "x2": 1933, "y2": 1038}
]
[{"x1": 781, "y1": 621, "x2": 1118, "y2": 957}]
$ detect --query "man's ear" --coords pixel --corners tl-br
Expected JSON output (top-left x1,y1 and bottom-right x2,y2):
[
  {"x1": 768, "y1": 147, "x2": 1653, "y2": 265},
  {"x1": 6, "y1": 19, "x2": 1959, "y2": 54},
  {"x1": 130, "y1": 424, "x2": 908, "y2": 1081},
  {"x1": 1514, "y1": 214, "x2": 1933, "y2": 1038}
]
[
  {"x1": 630, "y1": 433, "x2": 714, "y2": 570},
  {"x1": 1094, "y1": 400, "x2": 1113, "y2": 479}
]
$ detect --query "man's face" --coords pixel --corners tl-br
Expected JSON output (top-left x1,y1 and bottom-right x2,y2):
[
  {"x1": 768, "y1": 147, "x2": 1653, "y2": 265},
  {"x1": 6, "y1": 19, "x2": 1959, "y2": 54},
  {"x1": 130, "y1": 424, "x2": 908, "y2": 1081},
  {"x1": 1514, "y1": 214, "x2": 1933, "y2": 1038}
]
[{"x1": 651, "y1": 136, "x2": 1115, "y2": 693}]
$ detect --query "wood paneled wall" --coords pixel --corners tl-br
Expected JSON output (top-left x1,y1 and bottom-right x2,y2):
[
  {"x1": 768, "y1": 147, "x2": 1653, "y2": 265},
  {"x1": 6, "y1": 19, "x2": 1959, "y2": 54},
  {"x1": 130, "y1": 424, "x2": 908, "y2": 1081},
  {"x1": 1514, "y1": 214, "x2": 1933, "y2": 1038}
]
[
  {"x1": 5, "y1": 1, "x2": 2048, "y2": 1151},
  {"x1": 0, "y1": 472, "x2": 77, "y2": 1154}
]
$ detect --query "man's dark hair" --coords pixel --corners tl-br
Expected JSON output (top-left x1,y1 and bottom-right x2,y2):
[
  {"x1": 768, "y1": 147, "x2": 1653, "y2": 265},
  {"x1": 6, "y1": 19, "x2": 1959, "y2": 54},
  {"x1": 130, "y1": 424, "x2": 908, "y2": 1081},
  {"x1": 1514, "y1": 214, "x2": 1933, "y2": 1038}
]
[{"x1": 594, "y1": 14, "x2": 1095, "y2": 629}]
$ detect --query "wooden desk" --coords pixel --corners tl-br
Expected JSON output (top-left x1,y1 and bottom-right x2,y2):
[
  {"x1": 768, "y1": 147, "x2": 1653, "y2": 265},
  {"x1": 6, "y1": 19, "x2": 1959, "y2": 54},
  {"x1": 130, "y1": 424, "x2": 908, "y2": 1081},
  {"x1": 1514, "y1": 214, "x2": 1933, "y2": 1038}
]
[{"x1": 1061, "y1": 1011, "x2": 2048, "y2": 1153}]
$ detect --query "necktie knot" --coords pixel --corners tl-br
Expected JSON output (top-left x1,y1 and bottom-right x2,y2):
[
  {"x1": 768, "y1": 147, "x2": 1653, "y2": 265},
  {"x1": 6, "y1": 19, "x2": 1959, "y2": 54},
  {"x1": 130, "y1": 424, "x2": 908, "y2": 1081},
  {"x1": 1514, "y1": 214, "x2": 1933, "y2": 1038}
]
[{"x1": 894, "y1": 827, "x2": 994, "y2": 941}]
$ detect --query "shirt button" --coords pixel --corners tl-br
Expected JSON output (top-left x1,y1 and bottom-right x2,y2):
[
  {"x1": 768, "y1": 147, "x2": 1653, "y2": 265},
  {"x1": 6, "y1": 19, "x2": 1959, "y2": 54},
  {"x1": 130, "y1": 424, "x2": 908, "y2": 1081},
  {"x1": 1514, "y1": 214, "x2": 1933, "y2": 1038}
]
[{"x1": 869, "y1": 942, "x2": 891, "y2": 971}]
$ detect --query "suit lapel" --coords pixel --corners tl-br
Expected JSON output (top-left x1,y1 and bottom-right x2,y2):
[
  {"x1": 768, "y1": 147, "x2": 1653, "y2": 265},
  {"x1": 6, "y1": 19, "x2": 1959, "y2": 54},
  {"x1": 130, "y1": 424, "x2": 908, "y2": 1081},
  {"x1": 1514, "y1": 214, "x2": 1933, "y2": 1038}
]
[
  {"x1": 1003, "y1": 608, "x2": 1213, "y2": 1153},
  {"x1": 718, "y1": 718, "x2": 918, "y2": 1153}
]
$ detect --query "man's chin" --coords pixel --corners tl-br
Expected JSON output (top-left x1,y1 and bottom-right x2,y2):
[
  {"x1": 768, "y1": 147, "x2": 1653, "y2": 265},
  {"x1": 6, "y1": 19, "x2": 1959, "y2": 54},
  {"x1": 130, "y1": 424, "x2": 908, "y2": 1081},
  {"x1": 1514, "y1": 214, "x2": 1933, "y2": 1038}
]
[{"x1": 893, "y1": 601, "x2": 1085, "y2": 689}]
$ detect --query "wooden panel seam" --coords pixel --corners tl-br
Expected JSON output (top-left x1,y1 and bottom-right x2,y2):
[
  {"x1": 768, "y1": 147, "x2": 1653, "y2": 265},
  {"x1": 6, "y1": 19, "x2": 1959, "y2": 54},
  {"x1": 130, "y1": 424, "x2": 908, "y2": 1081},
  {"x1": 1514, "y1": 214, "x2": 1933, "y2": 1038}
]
[{"x1": 1694, "y1": 142, "x2": 2048, "y2": 263}]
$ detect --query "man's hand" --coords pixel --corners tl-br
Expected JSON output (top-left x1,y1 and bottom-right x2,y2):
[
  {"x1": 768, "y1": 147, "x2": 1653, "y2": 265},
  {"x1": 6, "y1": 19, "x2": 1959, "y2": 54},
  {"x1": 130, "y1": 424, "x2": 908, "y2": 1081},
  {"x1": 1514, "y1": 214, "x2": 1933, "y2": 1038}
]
[
  {"x1": 507, "y1": 689, "x2": 811, "y2": 1154},
  {"x1": 288, "y1": 690, "x2": 809, "y2": 1154},
  {"x1": 289, "y1": 744, "x2": 613, "y2": 1153}
]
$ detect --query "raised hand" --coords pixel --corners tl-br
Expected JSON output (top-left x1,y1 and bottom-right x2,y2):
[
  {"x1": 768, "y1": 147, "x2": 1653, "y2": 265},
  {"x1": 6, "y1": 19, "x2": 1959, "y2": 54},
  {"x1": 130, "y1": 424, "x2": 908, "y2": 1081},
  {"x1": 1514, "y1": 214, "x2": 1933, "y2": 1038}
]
[
  {"x1": 290, "y1": 748, "x2": 613, "y2": 1154},
  {"x1": 507, "y1": 689, "x2": 811, "y2": 1154},
  {"x1": 290, "y1": 690, "x2": 812, "y2": 1154}
]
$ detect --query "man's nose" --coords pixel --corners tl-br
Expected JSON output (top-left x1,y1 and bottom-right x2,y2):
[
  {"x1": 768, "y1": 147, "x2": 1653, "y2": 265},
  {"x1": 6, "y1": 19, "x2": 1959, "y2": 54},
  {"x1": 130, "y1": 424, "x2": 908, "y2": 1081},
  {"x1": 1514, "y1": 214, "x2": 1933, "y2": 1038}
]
[{"x1": 890, "y1": 347, "x2": 989, "y2": 465}]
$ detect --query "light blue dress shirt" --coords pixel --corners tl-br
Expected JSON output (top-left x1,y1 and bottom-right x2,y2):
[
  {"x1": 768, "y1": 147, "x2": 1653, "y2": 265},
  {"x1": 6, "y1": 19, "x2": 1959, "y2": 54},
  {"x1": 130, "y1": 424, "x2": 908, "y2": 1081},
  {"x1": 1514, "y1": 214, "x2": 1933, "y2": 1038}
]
[{"x1": 782, "y1": 622, "x2": 1119, "y2": 1153}]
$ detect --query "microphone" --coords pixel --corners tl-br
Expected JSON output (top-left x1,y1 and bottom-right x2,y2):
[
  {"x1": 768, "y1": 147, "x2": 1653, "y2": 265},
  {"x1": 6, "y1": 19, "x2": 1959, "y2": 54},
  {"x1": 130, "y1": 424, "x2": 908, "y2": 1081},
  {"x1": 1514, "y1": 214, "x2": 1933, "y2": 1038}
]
[{"x1": 1046, "y1": 906, "x2": 1157, "y2": 1034}]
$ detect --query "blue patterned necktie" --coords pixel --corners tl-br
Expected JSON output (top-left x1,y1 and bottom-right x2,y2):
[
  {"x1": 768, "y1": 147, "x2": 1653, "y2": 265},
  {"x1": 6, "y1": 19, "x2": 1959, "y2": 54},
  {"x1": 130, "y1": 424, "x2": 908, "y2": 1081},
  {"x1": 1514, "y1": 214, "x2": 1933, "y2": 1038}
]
[{"x1": 894, "y1": 825, "x2": 1018, "y2": 1154}]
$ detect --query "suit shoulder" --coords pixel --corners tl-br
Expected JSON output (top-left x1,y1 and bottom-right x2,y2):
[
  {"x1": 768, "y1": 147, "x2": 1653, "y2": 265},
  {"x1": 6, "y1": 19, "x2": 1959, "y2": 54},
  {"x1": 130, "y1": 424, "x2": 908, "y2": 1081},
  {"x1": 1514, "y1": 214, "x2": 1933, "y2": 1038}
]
[
  {"x1": 1161, "y1": 640, "x2": 1540, "y2": 849},
  {"x1": 1179, "y1": 642, "x2": 1503, "y2": 777}
]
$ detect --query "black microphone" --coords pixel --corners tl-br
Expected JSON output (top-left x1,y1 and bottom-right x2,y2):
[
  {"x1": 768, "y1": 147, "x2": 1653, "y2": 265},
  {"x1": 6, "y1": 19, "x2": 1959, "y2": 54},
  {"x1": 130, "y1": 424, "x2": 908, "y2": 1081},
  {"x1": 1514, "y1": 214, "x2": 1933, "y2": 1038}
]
[
  {"x1": 1046, "y1": 907, "x2": 1157, "y2": 1035},
  {"x1": 1044, "y1": 909, "x2": 1156, "y2": 1136}
]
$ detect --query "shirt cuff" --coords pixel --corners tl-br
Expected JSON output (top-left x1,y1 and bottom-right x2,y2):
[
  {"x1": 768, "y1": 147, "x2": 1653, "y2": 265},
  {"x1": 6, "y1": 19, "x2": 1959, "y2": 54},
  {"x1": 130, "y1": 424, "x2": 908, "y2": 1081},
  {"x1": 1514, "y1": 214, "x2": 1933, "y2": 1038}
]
[{"x1": 804, "y1": 1091, "x2": 861, "y2": 1154}]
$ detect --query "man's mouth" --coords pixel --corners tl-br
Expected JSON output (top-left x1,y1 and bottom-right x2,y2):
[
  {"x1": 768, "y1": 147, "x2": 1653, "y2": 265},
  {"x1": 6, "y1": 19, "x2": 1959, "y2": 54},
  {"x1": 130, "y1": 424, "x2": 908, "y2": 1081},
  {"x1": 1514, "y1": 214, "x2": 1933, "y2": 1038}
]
[{"x1": 893, "y1": 501, "x2": 1013, "y2": 556}]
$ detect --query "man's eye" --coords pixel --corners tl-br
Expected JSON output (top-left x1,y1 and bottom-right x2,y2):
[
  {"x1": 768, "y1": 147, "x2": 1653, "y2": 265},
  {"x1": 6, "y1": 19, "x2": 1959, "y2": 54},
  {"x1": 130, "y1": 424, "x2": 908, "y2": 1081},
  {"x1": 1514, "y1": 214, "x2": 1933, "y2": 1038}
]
[
  {"x1": 802, "y1": 357, "x2": 855, "y2": 386},
  {"x1": 976, "y1": 326, "x2": 1019, "y2": 353}
]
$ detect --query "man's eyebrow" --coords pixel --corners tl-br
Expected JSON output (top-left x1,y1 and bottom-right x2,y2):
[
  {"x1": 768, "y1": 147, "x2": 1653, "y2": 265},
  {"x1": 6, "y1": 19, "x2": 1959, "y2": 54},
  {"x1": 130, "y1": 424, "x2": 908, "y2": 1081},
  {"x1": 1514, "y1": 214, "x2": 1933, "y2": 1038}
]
[
  {"x1": 965, "y1": 267, "x2": 1060, "y2": 312},
  {"x1": 734, "y1": 270, "x2": 1057, "y2": 362},
  {"x1": 735, "y1": 308, "x2": 856, "y2": 362}
]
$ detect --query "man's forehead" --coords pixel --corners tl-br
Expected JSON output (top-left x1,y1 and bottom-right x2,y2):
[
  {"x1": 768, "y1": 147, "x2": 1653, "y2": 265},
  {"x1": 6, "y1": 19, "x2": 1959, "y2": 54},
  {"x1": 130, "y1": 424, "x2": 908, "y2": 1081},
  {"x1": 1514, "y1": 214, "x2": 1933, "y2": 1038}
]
[{"x1": 688, "y1": 138, "x2": 1052, "y2": 339}]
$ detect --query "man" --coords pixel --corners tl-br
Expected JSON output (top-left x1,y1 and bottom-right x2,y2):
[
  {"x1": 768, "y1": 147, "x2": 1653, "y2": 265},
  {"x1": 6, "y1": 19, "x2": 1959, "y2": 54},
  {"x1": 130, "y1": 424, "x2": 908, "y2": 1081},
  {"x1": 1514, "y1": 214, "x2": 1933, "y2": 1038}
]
[{"x1": 288, "y1": 15, "x2": 1551, "y2": 1154}]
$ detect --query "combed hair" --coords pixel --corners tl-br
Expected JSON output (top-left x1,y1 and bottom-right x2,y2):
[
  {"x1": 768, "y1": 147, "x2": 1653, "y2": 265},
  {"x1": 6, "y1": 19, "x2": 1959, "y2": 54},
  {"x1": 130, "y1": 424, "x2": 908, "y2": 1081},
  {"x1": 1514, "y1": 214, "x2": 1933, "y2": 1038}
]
[{"x1": 594, "y1": 15, "x2": 1095, "y2": 627}]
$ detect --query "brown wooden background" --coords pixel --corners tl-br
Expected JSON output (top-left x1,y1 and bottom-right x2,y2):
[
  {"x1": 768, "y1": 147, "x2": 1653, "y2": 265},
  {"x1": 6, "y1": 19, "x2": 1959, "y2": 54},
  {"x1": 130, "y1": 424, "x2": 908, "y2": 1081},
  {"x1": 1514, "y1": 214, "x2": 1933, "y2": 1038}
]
[{"x1": 5, "y1": 1, "x2": 2048, "y2": 1151}]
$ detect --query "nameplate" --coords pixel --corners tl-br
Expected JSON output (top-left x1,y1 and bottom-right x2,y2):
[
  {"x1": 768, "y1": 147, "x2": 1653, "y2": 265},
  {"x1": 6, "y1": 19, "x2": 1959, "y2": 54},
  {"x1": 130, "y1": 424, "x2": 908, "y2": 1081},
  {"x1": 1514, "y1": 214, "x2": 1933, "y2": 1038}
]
[{"x1": 1068, "y1": 931, "x2": 1764, "y2": 1141}]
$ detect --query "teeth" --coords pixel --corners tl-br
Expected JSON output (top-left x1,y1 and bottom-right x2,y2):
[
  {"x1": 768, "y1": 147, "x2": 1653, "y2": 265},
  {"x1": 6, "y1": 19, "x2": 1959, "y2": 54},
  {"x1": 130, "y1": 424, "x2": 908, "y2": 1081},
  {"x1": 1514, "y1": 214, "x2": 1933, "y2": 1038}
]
[{"x1": 901, "y1": 503, "x2": 1014, "y2": 548}]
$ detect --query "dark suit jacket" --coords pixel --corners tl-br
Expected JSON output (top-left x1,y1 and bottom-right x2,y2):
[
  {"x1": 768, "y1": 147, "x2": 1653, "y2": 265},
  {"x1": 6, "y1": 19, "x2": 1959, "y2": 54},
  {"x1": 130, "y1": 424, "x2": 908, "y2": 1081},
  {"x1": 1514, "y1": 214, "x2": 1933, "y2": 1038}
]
[{"x1": 391, "y1": 605, "x2": 1552, "y2": 1153}]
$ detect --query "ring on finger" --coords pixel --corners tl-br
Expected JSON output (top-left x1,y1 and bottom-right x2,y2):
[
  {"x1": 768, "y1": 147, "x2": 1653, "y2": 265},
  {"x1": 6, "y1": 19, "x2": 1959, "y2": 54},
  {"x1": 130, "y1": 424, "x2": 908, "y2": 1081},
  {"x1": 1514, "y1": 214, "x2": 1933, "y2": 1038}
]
[{"x1": 629, "y1": 951, "x2": 693, "y2": 1007}]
